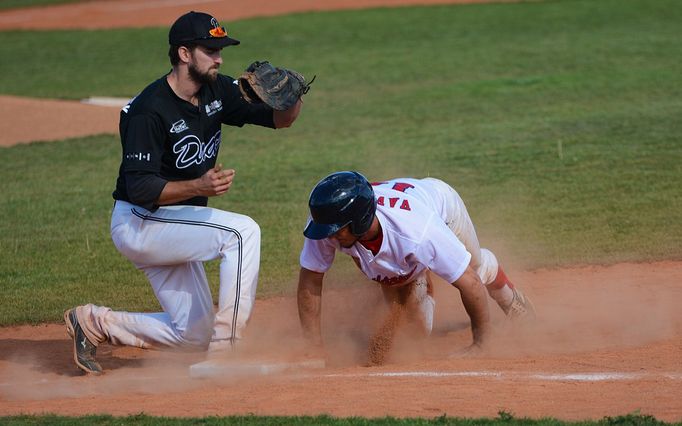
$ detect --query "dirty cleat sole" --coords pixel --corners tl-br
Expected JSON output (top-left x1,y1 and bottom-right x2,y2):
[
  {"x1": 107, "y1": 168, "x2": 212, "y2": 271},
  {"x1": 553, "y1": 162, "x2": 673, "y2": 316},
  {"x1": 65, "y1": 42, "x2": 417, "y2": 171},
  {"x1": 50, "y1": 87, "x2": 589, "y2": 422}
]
[
  {"x1": 504, "y1": 288, "x2": 537, "y2": 321},
  {"x1": 64, "y1": 308, "x2": 103, "y2": 375}
]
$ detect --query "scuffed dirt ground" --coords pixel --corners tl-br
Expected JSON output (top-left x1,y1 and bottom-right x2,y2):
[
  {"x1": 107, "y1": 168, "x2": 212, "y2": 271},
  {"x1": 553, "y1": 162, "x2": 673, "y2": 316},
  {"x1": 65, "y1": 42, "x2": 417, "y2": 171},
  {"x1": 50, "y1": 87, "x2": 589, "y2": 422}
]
[{"x1": 1, "y1": 261, "x2": 681, "y2": 421}]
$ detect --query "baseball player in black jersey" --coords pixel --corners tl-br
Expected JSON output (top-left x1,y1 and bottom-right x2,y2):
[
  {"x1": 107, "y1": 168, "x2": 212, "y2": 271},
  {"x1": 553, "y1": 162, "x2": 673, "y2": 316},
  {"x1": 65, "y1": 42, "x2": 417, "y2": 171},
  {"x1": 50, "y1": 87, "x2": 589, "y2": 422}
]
[{"x1": 64, "y1": 11, "x2": 303, "y2": 375}]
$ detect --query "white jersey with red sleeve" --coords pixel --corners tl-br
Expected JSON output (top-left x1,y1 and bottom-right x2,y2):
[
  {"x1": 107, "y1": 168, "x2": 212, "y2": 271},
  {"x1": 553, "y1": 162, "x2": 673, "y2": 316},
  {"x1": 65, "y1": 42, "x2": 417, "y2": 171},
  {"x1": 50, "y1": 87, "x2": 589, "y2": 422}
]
[{"x1": 299, "y1": 178, "x2": 472, "y2": 286}]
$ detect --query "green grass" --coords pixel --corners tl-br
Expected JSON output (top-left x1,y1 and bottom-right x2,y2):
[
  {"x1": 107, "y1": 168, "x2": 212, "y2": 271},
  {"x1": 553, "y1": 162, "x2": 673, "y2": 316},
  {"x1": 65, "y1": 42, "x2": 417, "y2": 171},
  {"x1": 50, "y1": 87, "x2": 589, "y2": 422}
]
[
  {"x1": 0, "y1": 0, "x2": 83, "y2": 10},
  {"x1": 1, "y1": 0, "x2": 681, "y2": 325},
  {"x1": 0, "y1": 413, "x2": 675, "y2": 425}
]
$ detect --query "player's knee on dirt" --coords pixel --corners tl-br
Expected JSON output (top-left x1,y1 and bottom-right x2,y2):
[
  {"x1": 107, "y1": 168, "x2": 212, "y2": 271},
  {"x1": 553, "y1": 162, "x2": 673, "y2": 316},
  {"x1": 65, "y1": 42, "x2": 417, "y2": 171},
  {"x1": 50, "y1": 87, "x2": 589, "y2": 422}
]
[
  {"x1": 168, "y1": 308, "x2": 214, "y2": 349},
  {"x1": 175, "y1": 322, "x2": 213, "y2": 349}
]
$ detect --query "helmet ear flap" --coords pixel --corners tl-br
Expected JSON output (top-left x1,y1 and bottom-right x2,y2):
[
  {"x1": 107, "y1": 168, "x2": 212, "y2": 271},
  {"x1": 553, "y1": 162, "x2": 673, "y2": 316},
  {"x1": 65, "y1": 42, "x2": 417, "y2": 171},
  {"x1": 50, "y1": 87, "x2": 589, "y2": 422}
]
[{"x1": 350, "y1": 197, "x2": 376, "y2": 236}]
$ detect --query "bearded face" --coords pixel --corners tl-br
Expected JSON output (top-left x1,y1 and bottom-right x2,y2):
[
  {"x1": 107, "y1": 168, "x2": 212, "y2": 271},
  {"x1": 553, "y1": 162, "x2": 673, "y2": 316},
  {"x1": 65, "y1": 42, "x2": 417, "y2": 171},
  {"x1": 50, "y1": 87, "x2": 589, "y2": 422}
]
[{"x1": 187, "y1": 46, "x2": 221, "y2": 85}]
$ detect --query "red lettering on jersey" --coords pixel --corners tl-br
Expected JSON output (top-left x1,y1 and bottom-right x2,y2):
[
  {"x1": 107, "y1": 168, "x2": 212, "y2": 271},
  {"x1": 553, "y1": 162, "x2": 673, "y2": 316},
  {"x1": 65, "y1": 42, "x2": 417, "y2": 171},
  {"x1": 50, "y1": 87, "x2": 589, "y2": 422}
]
[
  {"x1": 378, "y1": 195, "x2": 410, "y2": 211},
  {"x1": 392, "y1": 182, "x2": 415, "y2": 193},
  {"x1": 371, "y1": 181, "x2": 386, "y2": 186},
  {"x1": 373, "y1": 266, "x2": 417, "y2": 287}
]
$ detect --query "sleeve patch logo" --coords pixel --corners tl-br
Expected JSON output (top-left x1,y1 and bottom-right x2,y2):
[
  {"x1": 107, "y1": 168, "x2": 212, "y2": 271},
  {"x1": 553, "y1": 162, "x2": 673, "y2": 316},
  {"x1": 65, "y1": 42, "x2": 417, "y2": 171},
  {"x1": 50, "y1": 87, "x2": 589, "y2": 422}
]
[
  {"x1": 170, "y1": 119, "x2": 189, "y2": 134},
  {"x1": 205, "y1": 100, "x2": 223, "y2": 116},
  {"x1": 125, "y1": 152, "x2": 151, "y2": 162}
]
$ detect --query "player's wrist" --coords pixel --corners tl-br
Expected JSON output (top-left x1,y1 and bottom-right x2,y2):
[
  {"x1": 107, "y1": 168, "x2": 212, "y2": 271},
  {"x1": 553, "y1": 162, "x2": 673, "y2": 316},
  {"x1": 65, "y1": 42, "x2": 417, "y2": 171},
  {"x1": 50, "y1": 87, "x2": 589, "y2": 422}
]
[
  {"x1": 471, "y1": 322, "x2": 493, "y2": 348},
  {"x1": 189, "y1": 176, "x2": 205, "y2": 197}
]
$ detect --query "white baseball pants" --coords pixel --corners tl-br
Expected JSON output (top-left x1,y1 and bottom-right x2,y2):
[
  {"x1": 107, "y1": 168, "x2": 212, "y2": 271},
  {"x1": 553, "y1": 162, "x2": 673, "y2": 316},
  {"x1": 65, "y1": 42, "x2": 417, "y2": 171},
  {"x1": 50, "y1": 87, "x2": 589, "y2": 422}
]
[
  {"x1": 77, "y1": 201, "x2": 260, "y2": 350},
  {"x1": 423, "y1": 177, "x2": 500, "y2": 286},
  {"x1": 400, "y1": 178, "x2": 510, "y2": 334}
]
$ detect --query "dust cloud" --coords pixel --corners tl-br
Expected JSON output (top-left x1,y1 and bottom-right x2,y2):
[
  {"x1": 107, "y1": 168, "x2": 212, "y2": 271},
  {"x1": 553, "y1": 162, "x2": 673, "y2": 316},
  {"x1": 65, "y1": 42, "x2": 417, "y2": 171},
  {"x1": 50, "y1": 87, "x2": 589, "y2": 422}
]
[{"x1": 1, "y1": 261, "x2": 680, "y2": 403}]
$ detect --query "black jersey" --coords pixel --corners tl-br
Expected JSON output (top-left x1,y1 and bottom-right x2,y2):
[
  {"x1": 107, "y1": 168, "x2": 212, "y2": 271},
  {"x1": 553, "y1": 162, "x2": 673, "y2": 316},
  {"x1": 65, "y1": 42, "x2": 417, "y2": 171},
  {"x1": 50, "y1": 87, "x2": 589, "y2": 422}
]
[{"x1": 113, "y1": 73, "x2": 275, "y2": 210}]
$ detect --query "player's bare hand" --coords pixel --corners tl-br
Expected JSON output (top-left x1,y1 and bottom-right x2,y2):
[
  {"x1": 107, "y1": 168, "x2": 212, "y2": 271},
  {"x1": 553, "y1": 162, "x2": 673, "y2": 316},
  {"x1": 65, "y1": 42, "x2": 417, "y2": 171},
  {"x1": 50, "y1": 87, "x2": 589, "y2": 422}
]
[
  {"x1": 448, "y1": 342, "x2": 488, "y2": 359},
  {"x1": 197, "y1": 164, "x2": 235, "y2": 197},
  {"x1": 301, "y1": 343, "x2": 328, "y2": 362}
]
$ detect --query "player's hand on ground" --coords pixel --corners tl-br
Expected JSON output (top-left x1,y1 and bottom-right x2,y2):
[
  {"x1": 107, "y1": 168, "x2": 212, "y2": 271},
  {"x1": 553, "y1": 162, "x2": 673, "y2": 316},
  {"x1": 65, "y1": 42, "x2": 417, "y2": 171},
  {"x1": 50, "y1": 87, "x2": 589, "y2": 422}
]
[
  {"x1": 449, "y1": 342, "x2": 487, "y2": 359},
  {"x1": 197, "y1": 164, "x2": 235, "y2": 197},
  {"x1": 299, "y1": 342, "x2": 328, "y2": 362}
]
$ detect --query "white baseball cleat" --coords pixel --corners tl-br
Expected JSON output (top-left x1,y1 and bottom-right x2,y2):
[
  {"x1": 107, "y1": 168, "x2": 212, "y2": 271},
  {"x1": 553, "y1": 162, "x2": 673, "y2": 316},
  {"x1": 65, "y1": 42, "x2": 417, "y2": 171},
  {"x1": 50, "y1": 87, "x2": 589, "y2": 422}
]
[{"x1": 502, "y1": 288, "x2": 536, "y2": 321}]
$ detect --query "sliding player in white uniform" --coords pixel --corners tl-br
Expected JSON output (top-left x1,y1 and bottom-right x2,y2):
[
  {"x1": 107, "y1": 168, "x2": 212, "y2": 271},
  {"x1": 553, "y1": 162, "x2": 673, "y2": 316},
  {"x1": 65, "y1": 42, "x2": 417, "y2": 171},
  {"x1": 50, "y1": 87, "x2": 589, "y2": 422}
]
[{"x1": 297, "y1": 171, "x2": 535, "y2": 363}]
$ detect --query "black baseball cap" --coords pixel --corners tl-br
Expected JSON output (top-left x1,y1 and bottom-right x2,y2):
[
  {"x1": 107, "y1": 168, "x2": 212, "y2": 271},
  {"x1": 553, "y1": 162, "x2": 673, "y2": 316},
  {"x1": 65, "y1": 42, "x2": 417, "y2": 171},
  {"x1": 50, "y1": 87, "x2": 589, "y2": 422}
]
[{"x1": 169, "y1": 11, "x2": 240, "y2": 49}]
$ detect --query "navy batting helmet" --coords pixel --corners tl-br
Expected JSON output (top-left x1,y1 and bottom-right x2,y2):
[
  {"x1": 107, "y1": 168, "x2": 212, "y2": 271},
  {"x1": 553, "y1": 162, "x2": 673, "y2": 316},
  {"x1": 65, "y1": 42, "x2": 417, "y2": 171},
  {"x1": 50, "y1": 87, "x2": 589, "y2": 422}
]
[{"x1": 303, "y1": 171, "x2": 377, "y2": 240}]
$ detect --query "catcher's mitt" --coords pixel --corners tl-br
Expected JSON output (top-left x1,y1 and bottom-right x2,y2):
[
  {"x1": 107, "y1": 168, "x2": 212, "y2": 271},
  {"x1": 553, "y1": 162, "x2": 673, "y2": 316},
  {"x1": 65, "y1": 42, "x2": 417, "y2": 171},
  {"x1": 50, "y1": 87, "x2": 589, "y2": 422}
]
[{"x1": 238, "y1": 61, "x2": 314, "y2": 111}]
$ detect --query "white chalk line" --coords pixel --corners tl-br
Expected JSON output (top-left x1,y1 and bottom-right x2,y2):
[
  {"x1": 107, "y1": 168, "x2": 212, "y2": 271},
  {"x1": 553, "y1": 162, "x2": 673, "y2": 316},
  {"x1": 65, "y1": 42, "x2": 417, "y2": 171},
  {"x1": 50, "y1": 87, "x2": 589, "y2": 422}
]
[
  {"x1": 1, "y1": 370, "x2": 680, "y2": 389},
  {"x1": 80, "y1": 96, "x2": 131, "y2": 107},
  {"x1": 321, "y1": 371, "x2": 682, "y2": 381}
]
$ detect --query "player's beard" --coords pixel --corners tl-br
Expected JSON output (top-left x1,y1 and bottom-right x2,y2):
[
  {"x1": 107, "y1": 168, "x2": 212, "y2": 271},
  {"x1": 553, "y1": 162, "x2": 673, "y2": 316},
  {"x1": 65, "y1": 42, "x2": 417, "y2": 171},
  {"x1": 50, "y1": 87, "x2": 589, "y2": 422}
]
[{"x1": 188, "y1": 62, "x2": 218, "y2": 85}]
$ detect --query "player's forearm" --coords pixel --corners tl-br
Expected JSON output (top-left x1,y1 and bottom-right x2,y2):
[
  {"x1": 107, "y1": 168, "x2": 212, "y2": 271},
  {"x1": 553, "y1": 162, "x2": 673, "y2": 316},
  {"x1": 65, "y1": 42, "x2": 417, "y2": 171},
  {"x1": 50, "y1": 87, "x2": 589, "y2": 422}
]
[
  {"x1": 156, "y1": 180, "x2": 201, "y2": 205},
  {"x1": 156, "y1": 166, "x2": 234, "y2": 205},
  {"x1": 453, "y1": 267, "x2": 492, "y2": 346},
  {"x1": 273, "y1": 99, "x2": 302, "y2": 128},
  {"x1": 462, "y1": 289, "x2": 492, "y2": 346},
  {"x1": 297, "y1": 268, "x2": 324, "y2": 346}
]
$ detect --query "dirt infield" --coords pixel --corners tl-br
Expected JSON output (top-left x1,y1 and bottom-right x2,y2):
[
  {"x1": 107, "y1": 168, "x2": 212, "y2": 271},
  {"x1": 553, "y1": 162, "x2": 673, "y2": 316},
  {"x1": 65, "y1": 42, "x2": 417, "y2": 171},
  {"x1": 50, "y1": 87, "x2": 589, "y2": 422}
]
[
  {"x1": 1, "y1": 0, "x2": 681, "y2": 422},
  {"x1": 0, "y1": 0, "x2": 515, "y2": 30},
  {"x1": 1, "y1": 261, "x2": 681, "y2": 420},
  {"x1": 0, "y1": 95, "x2": 120, "y2": 146}
]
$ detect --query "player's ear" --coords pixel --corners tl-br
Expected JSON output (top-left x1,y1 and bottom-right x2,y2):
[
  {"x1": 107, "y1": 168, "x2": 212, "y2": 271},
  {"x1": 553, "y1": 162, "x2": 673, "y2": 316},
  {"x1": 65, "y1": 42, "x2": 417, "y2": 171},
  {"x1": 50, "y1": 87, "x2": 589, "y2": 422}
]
[{"x1": 178, "y1": 45, "x2": 194, "y2": 63}]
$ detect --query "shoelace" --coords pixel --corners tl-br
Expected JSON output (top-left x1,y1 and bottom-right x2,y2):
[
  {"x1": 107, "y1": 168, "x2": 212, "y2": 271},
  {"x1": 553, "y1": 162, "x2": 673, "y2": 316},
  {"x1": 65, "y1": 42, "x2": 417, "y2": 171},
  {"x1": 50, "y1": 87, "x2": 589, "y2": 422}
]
[{"x1": 507, "y1": 292, "x2": 530, "y2": 317}]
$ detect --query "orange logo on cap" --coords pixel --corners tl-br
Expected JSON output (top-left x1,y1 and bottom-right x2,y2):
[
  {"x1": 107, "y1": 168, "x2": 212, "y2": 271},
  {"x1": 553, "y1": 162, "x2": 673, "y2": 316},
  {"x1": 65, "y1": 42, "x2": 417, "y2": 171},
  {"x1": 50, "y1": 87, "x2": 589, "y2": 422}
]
[
  {"x1": 209, "y1": 17, "x2": 227, "y2": 38},
  {"x1": 209, "y1": 26, "x2": 227, "y2": 38}
]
